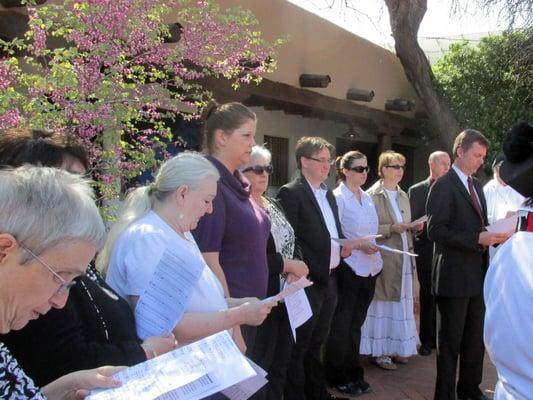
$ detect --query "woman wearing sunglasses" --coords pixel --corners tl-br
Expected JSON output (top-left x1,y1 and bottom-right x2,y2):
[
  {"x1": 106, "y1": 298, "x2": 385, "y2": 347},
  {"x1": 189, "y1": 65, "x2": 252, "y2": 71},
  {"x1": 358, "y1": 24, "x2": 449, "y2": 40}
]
[
  {"x1": 324, "y1": 150, "x2": 382, "y2": 395},
  {"x1": 360, "y1": 150, "x2": 422, "y2": 371},
  {"x1": 241, "y1": 145, "x2": 309, "y2": 400}
]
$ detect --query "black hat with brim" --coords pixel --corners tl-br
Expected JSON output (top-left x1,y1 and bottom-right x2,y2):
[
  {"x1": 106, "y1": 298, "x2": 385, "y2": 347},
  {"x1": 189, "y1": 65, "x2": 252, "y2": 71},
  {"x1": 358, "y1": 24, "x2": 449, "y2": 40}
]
[{"x1": 500, "y1": 121, "x2": 533, "y2": 198}]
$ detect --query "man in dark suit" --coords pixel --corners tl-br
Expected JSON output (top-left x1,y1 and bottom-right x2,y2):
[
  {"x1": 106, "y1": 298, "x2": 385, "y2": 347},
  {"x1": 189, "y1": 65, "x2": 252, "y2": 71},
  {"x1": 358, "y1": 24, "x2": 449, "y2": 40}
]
[
  {"x1": 277, "y1": 136, "x2": 348, "y2": 400},
  {"x1": 427, "y1": 130, "x2": 509, "y2": 400},
  {"x1": 408, "y1": 151, "x2": 451, "y2": 356}
]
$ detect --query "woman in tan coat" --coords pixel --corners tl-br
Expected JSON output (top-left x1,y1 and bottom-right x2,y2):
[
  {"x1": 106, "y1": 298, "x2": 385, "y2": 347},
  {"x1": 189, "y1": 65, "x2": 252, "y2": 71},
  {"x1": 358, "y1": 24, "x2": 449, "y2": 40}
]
[{"x1": 360, "y1": 151, "x2": 423, "y2": 370}]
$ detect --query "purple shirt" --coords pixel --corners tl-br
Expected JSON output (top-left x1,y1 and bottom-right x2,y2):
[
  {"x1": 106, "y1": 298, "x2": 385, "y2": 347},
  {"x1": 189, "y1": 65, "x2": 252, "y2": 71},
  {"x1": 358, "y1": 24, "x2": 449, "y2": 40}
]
[{"x1": 192, "y1": 156, "x2": 270, "y2": 299}]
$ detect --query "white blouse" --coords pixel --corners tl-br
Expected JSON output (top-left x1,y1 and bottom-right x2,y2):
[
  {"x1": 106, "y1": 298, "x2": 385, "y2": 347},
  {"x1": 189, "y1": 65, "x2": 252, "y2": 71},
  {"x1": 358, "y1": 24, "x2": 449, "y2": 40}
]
[{"x1": 334, "y1": 182, "x2": 383, "y2": 277}]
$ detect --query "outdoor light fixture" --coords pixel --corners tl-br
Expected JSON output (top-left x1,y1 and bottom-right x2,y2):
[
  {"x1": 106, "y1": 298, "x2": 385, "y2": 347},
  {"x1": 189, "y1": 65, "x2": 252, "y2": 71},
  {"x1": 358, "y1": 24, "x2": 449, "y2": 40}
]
[
  {"x1": 299, "y1": 74, "x2": 331, "y2": 88},
  {"x1": 385, "y1": 98, "x2": 415, "y2": 112},
  {"x1": 346, "y1": 88, "x2": 375, "y2": 102},
  {"x1": 343, "y1": 124, "x2": 365, "y2": 141}
]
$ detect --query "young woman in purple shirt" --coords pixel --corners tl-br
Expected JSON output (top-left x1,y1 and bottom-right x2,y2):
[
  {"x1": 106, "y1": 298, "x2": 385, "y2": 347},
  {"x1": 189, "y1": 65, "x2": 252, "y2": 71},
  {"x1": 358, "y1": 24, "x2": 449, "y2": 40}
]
[{"x1": 192, "y1": 101, "x2": 272, "y2": 353}]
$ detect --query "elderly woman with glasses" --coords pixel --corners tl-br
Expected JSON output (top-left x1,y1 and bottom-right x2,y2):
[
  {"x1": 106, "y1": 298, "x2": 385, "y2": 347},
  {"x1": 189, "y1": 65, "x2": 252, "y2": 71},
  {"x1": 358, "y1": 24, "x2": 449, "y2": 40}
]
[
  {"x1": 0, "y1": 129, "x2": 177, "y2": 388},
  {"x1": 0, "y1": 166, "x2": 123, "y2": 399},
  {"x1": 240, "y1": 145, "x2": 309, "y2": 400},
  {"x1": 360, "y1": 150, "x2": 422, "y2": 371}
]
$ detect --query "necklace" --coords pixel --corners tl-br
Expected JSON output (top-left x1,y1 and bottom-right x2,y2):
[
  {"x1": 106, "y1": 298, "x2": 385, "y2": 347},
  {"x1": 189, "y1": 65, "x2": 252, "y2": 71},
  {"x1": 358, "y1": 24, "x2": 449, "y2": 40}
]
[{"x1": 84, "y1": 267, "x2": 117, "y2": 341}]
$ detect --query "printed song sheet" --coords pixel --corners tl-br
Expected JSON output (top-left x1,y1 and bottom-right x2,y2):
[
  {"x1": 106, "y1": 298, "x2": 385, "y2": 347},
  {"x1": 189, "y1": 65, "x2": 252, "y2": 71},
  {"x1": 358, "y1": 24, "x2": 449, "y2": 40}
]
[
  {"x1": 486, "y1": 214, "x2": 518, "y2": 235},
  {"x1": 376, "y1": 244, "x2": 418, "y2": 257},
  {"x1": 221, "y1": 359, "x2": 268, "y2": 400},
  {"x1": 284, "y1": 284, "x2": 313, "y2": 341},
  {"x1": 135, "y1": 245, "x2": 205, "y2": 340},
  {"x1": 263, "y1": 276, "x2": 313, "y2": 303},
  {"x1": 332, "y1": 235, "x2": 382, "y2": 247},
  {"x1": 87, "y1": 331, "x2": 257, "y2": 400},
  {"x1": 408, "y1": 215, "x2": 428, "y2": 229}
]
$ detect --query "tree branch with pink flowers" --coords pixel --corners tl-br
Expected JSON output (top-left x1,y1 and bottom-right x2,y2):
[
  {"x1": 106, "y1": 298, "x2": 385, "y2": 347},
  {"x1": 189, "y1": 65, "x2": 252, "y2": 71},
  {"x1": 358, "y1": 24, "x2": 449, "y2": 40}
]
[{"x1": 0, "y1": 0, "x2": 282, "y2": 210}]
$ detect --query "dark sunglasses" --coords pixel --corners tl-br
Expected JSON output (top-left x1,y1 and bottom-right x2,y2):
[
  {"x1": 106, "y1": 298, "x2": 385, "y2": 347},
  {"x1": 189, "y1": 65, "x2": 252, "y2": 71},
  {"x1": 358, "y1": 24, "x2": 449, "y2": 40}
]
[
  {"x1": 243, "y1": 165, "x2": 273, "y2": 175},
  {"x1": 385, "y1": 164, "x2": 405, "y2": 170},
  {"x1": 347, "y1": 166, "x2": 369, "y2": 173}
]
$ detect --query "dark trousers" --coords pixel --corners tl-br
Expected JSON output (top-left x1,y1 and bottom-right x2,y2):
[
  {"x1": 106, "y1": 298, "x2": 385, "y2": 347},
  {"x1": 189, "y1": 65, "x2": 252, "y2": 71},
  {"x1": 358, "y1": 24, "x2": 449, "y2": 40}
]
[
  {"x1": 284, "y1": 274, "x2": 338, "y2": 400},
  {"x1": 249, "y1": 304, "x2": 294, "y2": 400},
  {"x1": 434, "y1": 295, "x2": 485, "y2": 400},
  {"x1": 241, "y1": 325, "x2": 257, "y2": 357},
  {"x1": 415, "y1": 241, "x2": 436, "y2": 348},
  {"x1": 324, "y1": 265, "x2": 377, "y2": 386}
]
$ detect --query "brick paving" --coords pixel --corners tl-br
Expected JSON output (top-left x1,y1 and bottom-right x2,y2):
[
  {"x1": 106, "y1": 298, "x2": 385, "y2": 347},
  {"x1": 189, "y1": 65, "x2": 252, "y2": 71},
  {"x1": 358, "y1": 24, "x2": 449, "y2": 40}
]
[
  {"x1": 329, "y1": 281, "x2": 499, "y2": 399},
  {"x1": 328, "y1": 350, "x2": 497, "y2": 399},
  {"x1": 328, "y1": 291, "x2": 498, "y2": 400},
  {"x1": 331, "y1": 352, "x2": 498, "y2": 400}
]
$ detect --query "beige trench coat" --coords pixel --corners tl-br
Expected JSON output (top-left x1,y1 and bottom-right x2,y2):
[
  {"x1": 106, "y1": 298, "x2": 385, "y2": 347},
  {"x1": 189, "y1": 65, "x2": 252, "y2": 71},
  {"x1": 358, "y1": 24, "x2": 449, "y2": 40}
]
[{"x1": 367, "y1": 179, "x2": 416, "y2": 302}]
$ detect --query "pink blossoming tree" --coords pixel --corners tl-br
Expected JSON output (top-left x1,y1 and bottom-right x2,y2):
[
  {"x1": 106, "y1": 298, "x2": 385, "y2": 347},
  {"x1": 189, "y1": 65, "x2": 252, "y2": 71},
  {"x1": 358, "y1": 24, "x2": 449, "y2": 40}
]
[{"x1": 0, "y1": 0, "x2": 280, "y2": 208}]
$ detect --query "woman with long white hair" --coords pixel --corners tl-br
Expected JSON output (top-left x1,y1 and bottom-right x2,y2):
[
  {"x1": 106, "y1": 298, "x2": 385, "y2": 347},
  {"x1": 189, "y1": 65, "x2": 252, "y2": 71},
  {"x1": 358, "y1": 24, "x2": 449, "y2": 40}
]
[{"x1": 99, "y1": 152, "x2": 275, "y2": 349}]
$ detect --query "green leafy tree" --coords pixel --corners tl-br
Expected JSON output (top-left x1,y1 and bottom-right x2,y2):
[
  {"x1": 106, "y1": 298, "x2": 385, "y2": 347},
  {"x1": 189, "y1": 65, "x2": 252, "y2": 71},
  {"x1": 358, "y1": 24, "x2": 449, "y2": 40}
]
[{"x1": 433, "y1": 29, "x2": 532, "y2": 169}]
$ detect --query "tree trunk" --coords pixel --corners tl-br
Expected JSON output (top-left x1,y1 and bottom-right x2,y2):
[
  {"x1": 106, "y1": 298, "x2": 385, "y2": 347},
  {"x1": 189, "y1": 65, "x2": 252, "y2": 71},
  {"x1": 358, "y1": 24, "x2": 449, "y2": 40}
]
[{"x1": 384, "y1": 0, "x2": 460, "y2": 151}]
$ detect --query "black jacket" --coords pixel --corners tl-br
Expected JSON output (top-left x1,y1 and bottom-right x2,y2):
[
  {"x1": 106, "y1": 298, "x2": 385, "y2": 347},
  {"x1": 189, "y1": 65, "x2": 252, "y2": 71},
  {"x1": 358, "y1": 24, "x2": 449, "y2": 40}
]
[
  {"x1": 0, "y1": 266, "x2": 145, "y2": 386},
  {"x1": 276, "y1": 172, "x2": 344, "y2": 287},
  {"x1": 427, "y1": 168, "x2": 488, "y2": 297}
]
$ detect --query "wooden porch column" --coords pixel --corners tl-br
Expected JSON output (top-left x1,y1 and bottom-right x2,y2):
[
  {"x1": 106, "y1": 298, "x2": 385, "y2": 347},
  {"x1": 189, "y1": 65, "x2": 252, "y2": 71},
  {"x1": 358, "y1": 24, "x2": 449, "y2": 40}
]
[{"x1": 377, "y1": 133, "x2": 392, "y2": 154}]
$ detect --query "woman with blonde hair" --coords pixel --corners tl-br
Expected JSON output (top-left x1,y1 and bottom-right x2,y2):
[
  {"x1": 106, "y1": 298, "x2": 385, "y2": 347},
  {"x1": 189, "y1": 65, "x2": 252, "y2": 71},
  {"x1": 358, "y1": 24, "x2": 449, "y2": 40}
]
[{"x1": 360, "y1": 150, "x2": 422, "y2": 370}]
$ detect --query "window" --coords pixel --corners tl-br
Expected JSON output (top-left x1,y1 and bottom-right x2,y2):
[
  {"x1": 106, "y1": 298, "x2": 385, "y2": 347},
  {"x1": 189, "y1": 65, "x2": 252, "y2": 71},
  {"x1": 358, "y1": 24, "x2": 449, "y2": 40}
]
[{"x1": 264, "y1": 135, "x2": 289, "y2": 186}]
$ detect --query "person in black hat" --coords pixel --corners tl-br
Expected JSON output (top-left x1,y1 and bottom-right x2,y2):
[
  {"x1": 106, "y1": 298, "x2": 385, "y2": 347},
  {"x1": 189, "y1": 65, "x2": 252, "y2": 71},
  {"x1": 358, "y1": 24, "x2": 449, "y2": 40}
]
[{"x1": 484, "y1": 121, "x2": 533, "y2": 399}]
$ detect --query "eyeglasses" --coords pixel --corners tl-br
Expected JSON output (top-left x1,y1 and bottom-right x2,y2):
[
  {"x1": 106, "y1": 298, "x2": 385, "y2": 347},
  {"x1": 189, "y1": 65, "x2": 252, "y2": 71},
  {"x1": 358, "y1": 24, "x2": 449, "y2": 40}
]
[
  {"x1": 306, "y1": 156, "x2": 335, "y2": 165},
  {"x1": 347, "y1": 166, "x2": 369, "y2": 173},
  {"x1": 20, "y1": 244, "x2": 77, "y2": 295},
  {"x1": 242, "y1": 165, "x2": 273, "y2": 175},
  {"x1": 385, "y1": 164, "x2": 405, "y2": 170}
]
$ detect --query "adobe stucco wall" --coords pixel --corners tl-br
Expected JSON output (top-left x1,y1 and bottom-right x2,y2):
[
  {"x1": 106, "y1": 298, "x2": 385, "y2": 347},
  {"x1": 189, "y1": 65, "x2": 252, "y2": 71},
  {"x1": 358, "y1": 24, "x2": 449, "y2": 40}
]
[{"x1": 217, "y1": 0, "x2": 421, "y2": 117}]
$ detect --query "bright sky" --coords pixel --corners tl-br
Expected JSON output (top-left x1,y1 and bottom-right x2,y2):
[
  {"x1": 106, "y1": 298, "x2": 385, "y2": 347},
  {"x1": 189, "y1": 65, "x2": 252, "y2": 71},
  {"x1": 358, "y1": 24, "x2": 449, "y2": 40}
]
[{"x1": 288, "y1": 0, "x2": 505, "y2": 47}]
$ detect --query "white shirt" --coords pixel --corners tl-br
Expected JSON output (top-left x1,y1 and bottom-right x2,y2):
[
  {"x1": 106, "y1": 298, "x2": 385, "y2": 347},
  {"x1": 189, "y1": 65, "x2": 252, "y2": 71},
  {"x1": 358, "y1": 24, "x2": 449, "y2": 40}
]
[
  {"x1": 385, "y1": 189, "x2": 409, "y2": 252},
  {"x1": 484, "y1": 231, "x2": 533, "y2": 400},
  {"x1": 334, "y1": 182, "x2": 383, "y2": 277},
  {"x1": 483, "y1": 178, "x2": 525, "y2": 225},
  {"x1": 452, "y1": 163, "x2": 482, "y2": 206},
  {"x1": 305, "y1": 178, "x2": 341, "y2": 269},
  {"x1": 106, "y1": 211, "x2": 227, "y2": 314}
]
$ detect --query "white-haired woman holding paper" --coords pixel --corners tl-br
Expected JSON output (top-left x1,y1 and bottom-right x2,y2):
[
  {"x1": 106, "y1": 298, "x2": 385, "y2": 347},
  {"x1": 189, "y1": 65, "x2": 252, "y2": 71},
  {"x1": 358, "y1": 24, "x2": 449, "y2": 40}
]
[
  {"x1": 98, "y1": 152, "x2": 276, "y2": 350},
  {"x1": 240, "y1": 145, "x2": 308, "y2": 400}
]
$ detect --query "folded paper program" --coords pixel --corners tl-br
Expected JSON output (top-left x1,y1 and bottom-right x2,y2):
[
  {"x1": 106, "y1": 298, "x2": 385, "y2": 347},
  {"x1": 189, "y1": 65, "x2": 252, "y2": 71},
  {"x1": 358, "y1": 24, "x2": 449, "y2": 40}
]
[{"x1": 88, "y1": 331, "x2": 258, "y2": 400}]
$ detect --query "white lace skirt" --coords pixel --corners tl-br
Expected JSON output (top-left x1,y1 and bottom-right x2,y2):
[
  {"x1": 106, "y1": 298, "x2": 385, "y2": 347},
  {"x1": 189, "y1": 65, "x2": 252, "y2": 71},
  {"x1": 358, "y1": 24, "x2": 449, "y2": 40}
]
[{"x1": 360, "y1": 254, "x2": 419, "y2": 357}]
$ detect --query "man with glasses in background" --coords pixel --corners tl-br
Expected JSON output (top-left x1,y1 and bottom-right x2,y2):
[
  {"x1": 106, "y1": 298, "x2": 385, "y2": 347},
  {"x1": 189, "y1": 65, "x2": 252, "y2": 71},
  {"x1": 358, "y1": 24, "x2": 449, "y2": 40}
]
[
  {"x1": 408, "y1": 151, "x2": 451, "y2": 357},
  {"x1": 277, "y1": 136, "x2": 348, "y2": 400}
]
